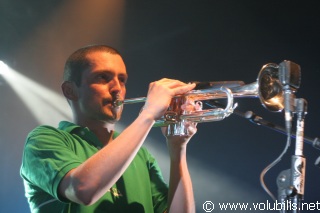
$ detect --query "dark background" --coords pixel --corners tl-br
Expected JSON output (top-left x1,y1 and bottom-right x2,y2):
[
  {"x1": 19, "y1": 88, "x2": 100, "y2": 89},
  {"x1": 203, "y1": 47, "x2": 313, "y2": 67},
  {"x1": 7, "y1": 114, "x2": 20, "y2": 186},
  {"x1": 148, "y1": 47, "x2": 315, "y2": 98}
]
[{"x1": 0, "y1": 1, "x2": 319, "y2": 212}]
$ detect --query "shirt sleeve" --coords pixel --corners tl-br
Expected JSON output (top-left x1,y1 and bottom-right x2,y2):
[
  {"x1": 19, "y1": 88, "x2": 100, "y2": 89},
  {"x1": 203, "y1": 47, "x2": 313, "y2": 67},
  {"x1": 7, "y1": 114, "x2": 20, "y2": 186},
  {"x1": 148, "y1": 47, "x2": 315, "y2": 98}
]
[{"x1": 20, "y1": 125, "x2": 83, "y2": 201}]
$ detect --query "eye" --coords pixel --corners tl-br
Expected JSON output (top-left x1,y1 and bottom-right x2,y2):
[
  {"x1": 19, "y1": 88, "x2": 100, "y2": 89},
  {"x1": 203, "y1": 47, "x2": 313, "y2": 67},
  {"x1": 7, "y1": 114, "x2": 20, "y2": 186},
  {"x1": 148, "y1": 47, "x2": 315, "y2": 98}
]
[
  {"x1": 118, "y1": 76, "x2": 128, "y2": 84},
  {"x1": 96, "y1": 73, "x2": 112, "y2": 83}
]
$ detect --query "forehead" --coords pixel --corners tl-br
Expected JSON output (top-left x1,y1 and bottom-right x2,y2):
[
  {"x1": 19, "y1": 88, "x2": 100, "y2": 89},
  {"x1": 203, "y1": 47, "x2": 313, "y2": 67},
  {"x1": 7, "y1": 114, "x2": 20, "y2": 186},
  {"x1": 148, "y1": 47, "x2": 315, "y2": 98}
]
[{"x1": 85, "y1": 51, "x2": 127, "y2": 74}]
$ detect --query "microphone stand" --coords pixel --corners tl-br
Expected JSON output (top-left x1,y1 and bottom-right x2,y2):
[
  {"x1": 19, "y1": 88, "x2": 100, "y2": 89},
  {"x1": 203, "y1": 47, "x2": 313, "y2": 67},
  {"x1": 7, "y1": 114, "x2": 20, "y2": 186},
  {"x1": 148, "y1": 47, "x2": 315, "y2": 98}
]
[
  {"x1": 241, "y1": 109, "x2": 319, "y2": 151},
  {"x1": 287, "y1": 98, "x2": 307, "y2": 213},
  {"x1": 208, "y1": 101, "x2": 319, "y2": 150},
  {"x1": 242, "y1": 101, "x2": 310, "y2": 213},
  {"x1": 208, "y1": 100, "x2": 318, "y2": 213}
]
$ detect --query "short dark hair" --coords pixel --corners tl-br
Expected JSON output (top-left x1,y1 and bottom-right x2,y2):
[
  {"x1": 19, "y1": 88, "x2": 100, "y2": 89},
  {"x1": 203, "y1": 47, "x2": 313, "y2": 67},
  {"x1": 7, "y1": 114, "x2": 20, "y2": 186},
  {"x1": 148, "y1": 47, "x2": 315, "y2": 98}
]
[{"x1": 63, "y1": 45, "x2": 121, "y2": 86}]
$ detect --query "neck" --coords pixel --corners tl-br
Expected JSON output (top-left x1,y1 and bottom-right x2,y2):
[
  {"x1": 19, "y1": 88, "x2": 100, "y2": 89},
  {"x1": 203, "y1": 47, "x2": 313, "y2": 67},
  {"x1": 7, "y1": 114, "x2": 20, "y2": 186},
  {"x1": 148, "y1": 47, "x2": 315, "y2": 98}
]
[{"x1": 74, "y1": 117, "x2": 116, "y2": 146}]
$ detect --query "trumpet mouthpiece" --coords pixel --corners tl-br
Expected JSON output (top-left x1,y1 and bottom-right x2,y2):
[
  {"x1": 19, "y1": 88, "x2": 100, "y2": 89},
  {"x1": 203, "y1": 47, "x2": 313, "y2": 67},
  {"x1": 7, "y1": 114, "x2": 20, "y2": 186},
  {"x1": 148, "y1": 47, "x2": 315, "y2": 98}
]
[{"x1": 113, "y1": 99, "x2": 123, "y2": 107}]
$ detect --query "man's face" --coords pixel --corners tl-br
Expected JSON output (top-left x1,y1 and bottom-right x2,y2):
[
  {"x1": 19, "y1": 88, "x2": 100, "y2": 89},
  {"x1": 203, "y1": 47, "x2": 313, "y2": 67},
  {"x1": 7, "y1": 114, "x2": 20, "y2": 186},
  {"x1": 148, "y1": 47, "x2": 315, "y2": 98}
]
[{"x1": 76, "y1": 51, "x2": 127, "y2": 123}]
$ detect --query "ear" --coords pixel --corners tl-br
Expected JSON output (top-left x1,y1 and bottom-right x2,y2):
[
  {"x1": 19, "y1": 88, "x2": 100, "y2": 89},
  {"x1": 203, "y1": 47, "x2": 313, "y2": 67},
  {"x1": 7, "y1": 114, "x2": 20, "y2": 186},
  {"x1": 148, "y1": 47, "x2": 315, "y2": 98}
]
[{"x1": 61, "y1": 81, "x2": 78, "y2": 101}]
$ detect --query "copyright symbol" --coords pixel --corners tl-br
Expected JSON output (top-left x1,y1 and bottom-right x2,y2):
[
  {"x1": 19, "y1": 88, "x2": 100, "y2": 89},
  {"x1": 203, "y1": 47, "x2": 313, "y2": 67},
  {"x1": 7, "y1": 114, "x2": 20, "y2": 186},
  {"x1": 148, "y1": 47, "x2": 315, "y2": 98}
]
[{"x1": 203, "y1": 201, "x2": 214, "y2": 212}]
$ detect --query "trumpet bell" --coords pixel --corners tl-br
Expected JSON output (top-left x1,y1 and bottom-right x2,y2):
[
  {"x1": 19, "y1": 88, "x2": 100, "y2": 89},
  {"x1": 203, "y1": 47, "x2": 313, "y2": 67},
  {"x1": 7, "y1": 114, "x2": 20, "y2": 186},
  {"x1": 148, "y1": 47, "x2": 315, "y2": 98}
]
[{"x1": 258, "y1": 63, "x2": 284, "y2": 112}]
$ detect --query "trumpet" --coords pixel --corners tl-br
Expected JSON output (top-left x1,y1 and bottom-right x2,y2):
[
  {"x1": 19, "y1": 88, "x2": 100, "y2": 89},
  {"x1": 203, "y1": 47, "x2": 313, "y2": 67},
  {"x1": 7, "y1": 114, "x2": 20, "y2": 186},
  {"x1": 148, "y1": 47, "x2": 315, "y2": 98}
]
[{"x1": 114, "y1": 63, "x2": 285, "y2": 136}]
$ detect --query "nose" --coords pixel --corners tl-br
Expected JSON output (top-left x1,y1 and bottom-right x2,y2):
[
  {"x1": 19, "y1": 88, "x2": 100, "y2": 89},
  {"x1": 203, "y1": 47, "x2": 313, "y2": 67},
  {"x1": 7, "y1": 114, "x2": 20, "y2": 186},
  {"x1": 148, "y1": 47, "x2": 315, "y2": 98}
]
[{"x1": 110, "y1": 78, "x2": 123, "y2": 97}]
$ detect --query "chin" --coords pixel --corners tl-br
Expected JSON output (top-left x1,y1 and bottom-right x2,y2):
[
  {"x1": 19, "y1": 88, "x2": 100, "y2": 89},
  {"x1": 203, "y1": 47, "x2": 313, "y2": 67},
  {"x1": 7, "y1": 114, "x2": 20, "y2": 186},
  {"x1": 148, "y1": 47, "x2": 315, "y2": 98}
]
[
  {"x1": 103, "y1": 114, "x2": 122, "y2": 124},
  {"x1": 100, "y1": 106, "x2": 123, "y2": 123},
  {"x1": 113, "y1": 114, "x2": 122, "y2": 122},
  {"x1": 112, "y1": 107, "x2": 123, "y2": 121}
]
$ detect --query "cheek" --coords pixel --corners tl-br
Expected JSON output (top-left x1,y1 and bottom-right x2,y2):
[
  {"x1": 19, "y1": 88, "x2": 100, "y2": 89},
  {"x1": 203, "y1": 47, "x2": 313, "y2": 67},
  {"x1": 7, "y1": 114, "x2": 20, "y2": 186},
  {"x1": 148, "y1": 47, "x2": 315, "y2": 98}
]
[
  {"x1": 87, "y1": 85, "x2": 107, "y2": 97},
  {"x1": 79, "y1": 87, "x2": 103, "y2": 106},
  {"x1": 122, "y1": 88, "x2": 127, "y2": 98}
]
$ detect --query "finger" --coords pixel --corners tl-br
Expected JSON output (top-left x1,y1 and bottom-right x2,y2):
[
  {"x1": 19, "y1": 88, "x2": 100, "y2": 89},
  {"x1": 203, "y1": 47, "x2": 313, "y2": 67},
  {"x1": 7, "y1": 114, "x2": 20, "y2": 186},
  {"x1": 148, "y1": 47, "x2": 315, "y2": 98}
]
[
  {"x1": 184, "y1": 122, "x2": 197, "y2": 135},
  {"x1": 155, "y1": 78, "x2": 194, "y2": 89},
  {"x1": 171, "y1": 83, "x2": 196, "y2": 95}
]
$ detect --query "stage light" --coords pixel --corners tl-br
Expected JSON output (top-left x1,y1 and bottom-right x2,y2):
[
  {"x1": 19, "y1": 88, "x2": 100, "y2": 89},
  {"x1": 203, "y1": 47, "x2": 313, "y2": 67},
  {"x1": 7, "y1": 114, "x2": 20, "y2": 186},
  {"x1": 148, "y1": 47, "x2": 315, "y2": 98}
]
[
  {"x1": 0, "y1": 60, "x2": 9, "y2": 75},
  {"x1": 0, "y1": 64, "x2": 72, "y2": 125}
]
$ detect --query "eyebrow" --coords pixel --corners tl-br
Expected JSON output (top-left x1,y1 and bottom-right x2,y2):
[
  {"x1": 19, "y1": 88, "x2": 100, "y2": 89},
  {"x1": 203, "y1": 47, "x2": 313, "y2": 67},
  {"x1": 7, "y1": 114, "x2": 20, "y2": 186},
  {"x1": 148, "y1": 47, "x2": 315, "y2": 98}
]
[{"x1": 91, "y1": 70, "x2": 128, "y2": 80}]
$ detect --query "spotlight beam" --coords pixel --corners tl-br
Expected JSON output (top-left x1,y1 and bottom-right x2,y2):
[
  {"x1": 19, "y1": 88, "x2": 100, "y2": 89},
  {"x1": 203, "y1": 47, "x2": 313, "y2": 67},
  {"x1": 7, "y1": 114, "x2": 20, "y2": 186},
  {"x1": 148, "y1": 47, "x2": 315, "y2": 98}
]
[{"x1": 1, "y1": 62, "x2": 71, "y2": 125}]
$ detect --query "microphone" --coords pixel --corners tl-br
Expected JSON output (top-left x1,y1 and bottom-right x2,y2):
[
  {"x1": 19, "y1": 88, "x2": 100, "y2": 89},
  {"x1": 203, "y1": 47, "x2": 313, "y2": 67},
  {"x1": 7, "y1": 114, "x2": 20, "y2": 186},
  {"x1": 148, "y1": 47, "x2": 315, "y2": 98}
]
[
  {"x1": 244, "y1": 111, "x2": 263, "y2": 124},
  {"x1": 278, "y1": 61, "x2": 301, "y2": 134}
]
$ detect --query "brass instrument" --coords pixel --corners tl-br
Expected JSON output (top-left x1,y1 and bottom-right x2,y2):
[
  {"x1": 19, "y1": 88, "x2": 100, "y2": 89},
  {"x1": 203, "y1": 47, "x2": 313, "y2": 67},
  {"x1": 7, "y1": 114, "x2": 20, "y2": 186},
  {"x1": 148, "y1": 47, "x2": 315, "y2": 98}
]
[{"x1": 115, "y1": 63, "x2": 284, "y2": 136}]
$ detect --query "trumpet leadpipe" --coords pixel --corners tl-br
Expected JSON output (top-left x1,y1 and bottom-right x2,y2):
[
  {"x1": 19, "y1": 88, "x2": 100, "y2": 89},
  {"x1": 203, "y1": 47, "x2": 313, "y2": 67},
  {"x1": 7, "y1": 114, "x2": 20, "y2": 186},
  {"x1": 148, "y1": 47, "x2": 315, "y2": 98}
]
[
  {"x1": 113, "y1": 97, "x2": 147, "y2": 107},
  {"x1": 123, "y1": 97, "x2": 147, "y2": 104}
]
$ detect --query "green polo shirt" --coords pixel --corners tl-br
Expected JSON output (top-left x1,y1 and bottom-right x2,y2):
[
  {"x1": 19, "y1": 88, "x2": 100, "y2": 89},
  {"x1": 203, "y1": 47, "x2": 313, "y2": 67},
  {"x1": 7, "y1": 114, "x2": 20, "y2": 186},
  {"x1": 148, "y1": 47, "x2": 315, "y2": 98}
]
[{"x1": 20, "y1": 121, "x2": 168, "y2": 213}]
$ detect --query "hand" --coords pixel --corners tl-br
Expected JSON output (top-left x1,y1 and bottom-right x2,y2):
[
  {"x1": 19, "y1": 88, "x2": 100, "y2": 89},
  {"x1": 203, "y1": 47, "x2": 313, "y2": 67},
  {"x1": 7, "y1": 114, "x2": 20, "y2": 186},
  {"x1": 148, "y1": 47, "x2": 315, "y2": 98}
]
[
  {"x1": 161, "y1": 121, "x2": 197, "y2": 144},
  {"x1": 142, "y1": 78, "x2": 196, "y2": 121},
  {"x1": 162, "y1": 122, "x2": 197, "y2": 161}
]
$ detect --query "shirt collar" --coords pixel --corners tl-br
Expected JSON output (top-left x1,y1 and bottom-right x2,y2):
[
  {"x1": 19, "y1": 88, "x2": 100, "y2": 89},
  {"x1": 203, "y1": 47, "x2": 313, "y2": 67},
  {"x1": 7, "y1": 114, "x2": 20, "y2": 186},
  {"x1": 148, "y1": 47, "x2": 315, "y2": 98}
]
[{"x1": 58, "y1": 121, "x2": 119, "y2": 149}]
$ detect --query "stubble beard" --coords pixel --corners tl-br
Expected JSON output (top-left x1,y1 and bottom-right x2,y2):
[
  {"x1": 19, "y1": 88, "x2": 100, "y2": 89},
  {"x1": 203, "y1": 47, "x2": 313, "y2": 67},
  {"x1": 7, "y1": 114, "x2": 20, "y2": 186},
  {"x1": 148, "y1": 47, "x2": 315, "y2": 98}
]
[
  {"x1": 111, "y1": 105, "x2": 123, "y2": 122},
  {"x1": 100, "y1": 104, "x2": 123, "y2": 124},
  {"x1": 99, "y1": 97, "x2": 124, "y2": 123}
]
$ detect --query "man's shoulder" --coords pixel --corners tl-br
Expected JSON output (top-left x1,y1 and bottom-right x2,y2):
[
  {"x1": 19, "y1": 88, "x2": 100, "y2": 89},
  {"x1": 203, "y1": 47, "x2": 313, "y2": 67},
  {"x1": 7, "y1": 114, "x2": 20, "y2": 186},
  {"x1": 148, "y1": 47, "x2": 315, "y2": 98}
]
[
  {"x1": 26, "y1": 123, "x2": 77, "y2": 145},
  {"x1": 27, "y1": 121, "x2": 78, "y2": 137},
  {"x1": 28, "y1": 125, "x2": 60, "y2": 136}
]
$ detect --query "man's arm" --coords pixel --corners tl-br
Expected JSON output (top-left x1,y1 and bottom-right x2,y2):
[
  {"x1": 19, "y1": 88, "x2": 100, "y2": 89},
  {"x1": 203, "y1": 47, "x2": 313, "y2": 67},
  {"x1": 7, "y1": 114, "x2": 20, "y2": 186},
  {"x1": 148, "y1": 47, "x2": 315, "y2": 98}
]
[
  {"x1": 165, "y1": 123, "x2": 196, "y2": 213},
  {"x1": 58, "y1": 79, "x2": 196, "y2": 205}
]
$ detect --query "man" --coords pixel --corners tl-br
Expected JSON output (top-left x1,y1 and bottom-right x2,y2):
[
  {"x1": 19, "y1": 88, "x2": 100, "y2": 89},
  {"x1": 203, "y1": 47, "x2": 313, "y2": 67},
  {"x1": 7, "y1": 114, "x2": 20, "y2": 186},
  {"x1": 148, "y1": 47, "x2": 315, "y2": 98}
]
[{"x1": 20, "y1": 45, "x2": 197, "y2": 213}]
